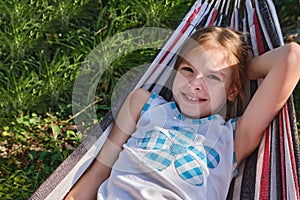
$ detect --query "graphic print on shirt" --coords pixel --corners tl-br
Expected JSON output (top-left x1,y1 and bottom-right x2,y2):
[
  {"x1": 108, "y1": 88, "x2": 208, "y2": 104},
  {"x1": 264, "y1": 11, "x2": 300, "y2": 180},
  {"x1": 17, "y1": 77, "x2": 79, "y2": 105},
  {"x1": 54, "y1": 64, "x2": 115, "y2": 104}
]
[{"x1": 136, "y1": 126, "x2": 220, "y2": 186}]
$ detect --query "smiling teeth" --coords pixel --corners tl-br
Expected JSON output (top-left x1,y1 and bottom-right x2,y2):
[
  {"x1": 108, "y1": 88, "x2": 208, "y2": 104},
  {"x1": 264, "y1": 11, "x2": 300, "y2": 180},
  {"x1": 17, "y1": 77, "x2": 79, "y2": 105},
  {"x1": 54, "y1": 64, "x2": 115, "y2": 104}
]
[{"x1": 186, "y1": 95, "x2": 199, "y2": 101}]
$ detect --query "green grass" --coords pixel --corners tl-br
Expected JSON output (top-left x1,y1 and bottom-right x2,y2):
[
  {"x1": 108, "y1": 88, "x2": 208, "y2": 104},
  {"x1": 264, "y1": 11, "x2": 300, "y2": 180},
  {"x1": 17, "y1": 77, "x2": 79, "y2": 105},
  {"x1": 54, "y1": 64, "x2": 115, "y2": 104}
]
[
  {"x1": 0, "y1": 0, "x2": 193, "y2": 199},
  {"x1": 0, "y1": 0, "x2": 299, "y2": 199}
]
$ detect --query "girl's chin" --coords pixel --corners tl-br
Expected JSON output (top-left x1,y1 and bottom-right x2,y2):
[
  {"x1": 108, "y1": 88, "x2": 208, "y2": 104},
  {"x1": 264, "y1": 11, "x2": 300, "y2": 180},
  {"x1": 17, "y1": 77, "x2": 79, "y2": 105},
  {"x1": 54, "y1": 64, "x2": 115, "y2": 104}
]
[
  {"x1": 179, "y1": 107, "x2": 209, "y2": 119},
  {"x1": 178, "y1": 104, "x2": 225, "y2": 119}
]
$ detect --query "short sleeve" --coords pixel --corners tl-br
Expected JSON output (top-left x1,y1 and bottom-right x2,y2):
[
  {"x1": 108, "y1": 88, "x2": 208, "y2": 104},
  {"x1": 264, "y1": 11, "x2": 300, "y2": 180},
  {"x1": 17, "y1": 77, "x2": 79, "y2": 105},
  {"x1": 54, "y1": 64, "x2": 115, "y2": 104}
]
[{"x1": 140, "y1": 93, "x2": 166, "y2": 115}]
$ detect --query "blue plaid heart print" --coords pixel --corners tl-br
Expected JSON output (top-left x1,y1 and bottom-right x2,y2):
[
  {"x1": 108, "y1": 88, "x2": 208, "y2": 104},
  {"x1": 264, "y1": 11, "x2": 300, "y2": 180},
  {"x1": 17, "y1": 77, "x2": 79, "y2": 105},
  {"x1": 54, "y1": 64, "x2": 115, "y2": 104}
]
[{"x1": 137, "y1": 126, "x2": 220, "y2": 186}]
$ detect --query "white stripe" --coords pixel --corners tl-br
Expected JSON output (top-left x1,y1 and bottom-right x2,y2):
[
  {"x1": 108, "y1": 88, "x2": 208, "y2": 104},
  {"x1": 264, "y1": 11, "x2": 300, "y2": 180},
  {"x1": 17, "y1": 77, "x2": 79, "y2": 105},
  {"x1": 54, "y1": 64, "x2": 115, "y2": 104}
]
[
  {"x1": 205, "y1": 6, "x2": 217, "y2": 27},
  {"x1": 232, "y1": 161, "x2": 244, "y2": 200},
  {"x1": 224, "y1": 0, "x2": 231, "y2": 16},
  {"x1": 265, "y1": 0, "x2": 284, "y2": 46},
  {"x1": 214, "y1": 14, "x2": 223, "y2": 26},
  {"x1": 193, "y1": 1, "x2": 210, "y2": 27},
  {"x1": 245, "y1": 0, "x2": 259, "y2": 57},
  {"x1": 282, "y1": 109, "x2": 297, "y2": 199},
  {"x1": 230, "y1": 8, "x2": 239, "y2": 30},
  {"x1": 270, "y1": 120, "x2": 277, "y2": 199},
  {"x1": 254, "y1": 133, "x2": 266, "y2": 200},
  {"x1": 151, "y1": 59, "x2": 177, "y2": 93},
  {"x1": 254, "y1": 0, "x2": 274, "y2": 50}
]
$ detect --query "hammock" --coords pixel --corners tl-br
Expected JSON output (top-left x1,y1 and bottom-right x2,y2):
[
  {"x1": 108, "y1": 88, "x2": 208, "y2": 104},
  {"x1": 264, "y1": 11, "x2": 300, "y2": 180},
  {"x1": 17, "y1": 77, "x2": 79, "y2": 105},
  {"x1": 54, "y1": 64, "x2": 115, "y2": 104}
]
[{"x1": 30, "y1": 0, "x2": 300, "y2": 199}]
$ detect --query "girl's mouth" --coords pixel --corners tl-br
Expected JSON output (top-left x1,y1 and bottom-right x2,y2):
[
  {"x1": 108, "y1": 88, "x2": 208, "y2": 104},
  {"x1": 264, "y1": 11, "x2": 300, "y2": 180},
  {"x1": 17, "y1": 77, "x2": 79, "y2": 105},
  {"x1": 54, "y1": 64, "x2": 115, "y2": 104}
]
[{"x1": 183, "y1": 93, "x2": 207, "y2": 103}]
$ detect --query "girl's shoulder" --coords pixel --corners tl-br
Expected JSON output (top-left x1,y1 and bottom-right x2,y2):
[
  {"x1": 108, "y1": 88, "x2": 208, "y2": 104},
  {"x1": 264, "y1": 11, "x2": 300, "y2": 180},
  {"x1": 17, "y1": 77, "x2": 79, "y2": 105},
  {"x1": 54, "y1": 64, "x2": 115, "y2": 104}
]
[
  {"x1": 128, "y1": 88, "x2": 151, "y2": 115},
  {"x1": 131, "y1": 88, "x2": 169, "y2": 105},
  {"x1": 131, "y1": 88, "x2": 151, "y2": 104},
  {"x1": 131, "y1": 88, "x2": 169, "y2": 116}
]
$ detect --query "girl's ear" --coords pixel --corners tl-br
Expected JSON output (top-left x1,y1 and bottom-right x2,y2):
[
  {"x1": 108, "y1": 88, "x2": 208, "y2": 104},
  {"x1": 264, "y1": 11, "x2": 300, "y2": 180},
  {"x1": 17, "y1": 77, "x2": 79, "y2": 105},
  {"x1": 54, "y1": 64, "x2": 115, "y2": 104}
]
[{"x1": 227, "y1": 84, "x2": 238, "y2": 102}]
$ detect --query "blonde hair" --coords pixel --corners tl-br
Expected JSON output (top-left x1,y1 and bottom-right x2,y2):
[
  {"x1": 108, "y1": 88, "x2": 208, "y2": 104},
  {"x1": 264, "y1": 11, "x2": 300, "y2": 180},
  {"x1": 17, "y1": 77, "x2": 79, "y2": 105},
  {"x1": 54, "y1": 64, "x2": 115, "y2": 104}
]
[{"x1": 174, "y1": 26, "x2": 252, "y2": 118}]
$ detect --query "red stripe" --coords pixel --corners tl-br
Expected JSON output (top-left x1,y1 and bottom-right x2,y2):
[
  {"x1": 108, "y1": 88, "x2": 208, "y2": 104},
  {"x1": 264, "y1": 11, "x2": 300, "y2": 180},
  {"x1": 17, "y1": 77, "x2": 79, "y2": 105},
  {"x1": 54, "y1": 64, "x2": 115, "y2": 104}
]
[
  {"x1": 253, "y1": 9, "x2": 264, "y2": 55},
  {"x1": 231, "y1": 11, "x2": 235, "y2": 30},
  {"x1": 259, "y1": 127, "x2": 271, "y2": 200},
  {"x1": 279, "y1": 110, "x2": 287, "y2": 200},
  {"x1": 253, "y1": 6, "x2": 270, "y2": 198},
  {"x1": 143, "y1": 4, "x2": 203, "y2": 85},
  {"x1": 158, "y1": 5, "x2": 203, "y2": 66},
  {"x1": 208, "y1": 8, "x2": 218, "y2": 26},
  {"x1": 283, "y1": 104, "x2": 300, "y2": 199}
]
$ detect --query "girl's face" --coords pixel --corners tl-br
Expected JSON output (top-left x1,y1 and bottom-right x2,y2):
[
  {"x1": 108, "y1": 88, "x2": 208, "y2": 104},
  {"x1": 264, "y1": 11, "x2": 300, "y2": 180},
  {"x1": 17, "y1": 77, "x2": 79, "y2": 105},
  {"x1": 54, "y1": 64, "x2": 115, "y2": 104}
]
[{"x1": 172, "y1": 44, "x2": 238, "y2": 118}]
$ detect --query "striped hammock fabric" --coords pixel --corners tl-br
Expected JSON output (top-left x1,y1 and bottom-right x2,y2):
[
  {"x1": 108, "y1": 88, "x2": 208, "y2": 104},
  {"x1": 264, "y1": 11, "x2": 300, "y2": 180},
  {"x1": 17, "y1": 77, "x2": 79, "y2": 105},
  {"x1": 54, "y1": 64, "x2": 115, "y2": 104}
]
[{"x1": 30, "y1": 0, "x2": 300, "y2": 199}]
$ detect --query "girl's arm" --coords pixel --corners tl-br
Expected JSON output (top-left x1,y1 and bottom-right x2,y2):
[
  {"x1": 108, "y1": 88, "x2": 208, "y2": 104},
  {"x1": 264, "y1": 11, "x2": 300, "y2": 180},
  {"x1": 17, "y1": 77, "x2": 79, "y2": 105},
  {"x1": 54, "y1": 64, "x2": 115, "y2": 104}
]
[
  {"x1": 64, "y1": 88, "x2": 150, "y2": 200},
  {"x1": 235, "y1": 42, "x2": 300, "y2": 165}
]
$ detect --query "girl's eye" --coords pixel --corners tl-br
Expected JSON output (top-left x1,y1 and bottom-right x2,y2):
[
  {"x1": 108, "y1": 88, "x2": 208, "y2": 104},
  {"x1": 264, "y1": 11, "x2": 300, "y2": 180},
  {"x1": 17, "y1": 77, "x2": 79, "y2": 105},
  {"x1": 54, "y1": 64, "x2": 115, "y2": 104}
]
[
  {"x1": 180, "y1": 67, "x2": 193, "y2": 73},
  {"x1": 207, "y1": 74, "x2": 221, "y2": 81}
]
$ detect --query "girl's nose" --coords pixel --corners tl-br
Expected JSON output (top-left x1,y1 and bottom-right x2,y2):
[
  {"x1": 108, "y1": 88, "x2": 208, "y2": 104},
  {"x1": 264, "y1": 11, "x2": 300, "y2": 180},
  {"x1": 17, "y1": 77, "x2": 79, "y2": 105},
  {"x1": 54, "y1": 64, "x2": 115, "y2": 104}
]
[{"x1": 188, "y1": 76, "x2": 204, "y2": 91}]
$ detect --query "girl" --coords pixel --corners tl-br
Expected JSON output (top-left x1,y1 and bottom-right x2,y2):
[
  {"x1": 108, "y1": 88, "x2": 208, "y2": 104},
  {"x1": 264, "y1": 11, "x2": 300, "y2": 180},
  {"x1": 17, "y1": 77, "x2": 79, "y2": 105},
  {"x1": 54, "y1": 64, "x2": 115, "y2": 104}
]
[{"x1": 65, "y1": 26, "x2": 300, "y2": 199}]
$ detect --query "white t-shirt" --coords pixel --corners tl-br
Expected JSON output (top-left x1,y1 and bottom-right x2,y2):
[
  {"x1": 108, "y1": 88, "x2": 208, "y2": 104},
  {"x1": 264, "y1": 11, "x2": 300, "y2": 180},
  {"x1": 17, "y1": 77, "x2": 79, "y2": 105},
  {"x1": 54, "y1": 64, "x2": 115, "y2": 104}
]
[{"x1": 98, "y1": 93, "x2": 238, "y2": 200}]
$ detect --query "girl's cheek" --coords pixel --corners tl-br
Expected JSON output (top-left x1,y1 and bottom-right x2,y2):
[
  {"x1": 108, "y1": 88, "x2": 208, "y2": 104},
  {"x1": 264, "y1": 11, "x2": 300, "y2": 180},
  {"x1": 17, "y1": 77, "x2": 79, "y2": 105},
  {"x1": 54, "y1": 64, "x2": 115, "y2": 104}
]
[
  {"x1": 179, "y1": 74, "x2": 191, "y2": 84},
  {"x1": 174, "y1": 73, "x2": 189, "y2": 86}
]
